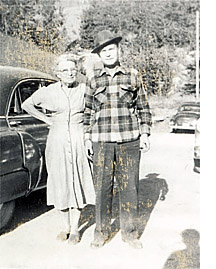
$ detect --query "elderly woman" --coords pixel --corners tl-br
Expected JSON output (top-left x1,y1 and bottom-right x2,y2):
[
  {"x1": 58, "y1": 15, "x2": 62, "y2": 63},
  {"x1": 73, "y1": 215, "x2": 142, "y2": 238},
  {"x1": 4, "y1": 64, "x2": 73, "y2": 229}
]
[{"x1": 21, "y1": 54, "x2": 95, "y2": 244}]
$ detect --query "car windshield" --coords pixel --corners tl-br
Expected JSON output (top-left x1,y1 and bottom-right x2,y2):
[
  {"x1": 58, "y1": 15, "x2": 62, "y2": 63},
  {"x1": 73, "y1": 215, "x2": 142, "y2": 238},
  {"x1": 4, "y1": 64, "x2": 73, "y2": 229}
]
[{"x1": 180, "y1": 105, "x2": 200, "y2": 113}]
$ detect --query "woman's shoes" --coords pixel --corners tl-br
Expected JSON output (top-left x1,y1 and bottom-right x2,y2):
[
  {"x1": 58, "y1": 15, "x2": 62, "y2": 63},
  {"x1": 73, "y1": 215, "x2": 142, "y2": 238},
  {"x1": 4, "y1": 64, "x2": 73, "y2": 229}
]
[
  {"x1": 68, "y1": 233, "x2": 80, "y2": 245},
  {"x1": 56, "y1": 231, "x2": 69, "y2": 241},
  {"x1": 56, "y1": 231, "x2": 79, "y2": 245}
]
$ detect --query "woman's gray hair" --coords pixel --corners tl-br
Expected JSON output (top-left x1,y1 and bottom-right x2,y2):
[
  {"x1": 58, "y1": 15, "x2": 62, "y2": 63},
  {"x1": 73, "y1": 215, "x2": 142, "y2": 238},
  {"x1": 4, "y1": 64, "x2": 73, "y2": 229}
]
[{"x1": 53, "y1": 53, "x2": 80, "y2": 74}]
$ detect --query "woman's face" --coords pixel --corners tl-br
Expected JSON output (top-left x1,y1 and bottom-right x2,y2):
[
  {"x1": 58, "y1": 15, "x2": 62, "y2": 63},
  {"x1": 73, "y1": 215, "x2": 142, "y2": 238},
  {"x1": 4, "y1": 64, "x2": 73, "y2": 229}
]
[{"x1": 56, "y1": 60, "x2": 77, "y2": 85}]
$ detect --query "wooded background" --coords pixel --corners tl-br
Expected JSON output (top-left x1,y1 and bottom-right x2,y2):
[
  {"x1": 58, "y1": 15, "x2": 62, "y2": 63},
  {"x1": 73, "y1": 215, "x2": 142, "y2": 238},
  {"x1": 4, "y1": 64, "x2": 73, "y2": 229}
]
[{"x1": 0, "y1": 0, "x2": 200, "y2": 96}]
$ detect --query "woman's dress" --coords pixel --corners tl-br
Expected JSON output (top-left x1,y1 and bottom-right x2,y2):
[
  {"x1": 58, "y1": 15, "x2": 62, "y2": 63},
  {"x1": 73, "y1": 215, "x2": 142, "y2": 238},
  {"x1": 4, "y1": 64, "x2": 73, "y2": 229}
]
[{"x1": 31, "y1": 81, "x2": 95, "y2": 210}]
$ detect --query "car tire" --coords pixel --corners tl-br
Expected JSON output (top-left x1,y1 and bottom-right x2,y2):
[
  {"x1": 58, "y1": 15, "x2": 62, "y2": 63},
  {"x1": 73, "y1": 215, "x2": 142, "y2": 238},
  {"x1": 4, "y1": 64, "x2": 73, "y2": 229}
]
[{"x1": 0, "y1": 200, "x2": 15, "y2": 231}]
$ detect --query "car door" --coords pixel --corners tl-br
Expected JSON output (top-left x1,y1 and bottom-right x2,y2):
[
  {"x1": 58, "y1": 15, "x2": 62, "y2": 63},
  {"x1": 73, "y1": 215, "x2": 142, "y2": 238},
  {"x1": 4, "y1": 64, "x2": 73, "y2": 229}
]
[{"x1": 7, "y1": 78, "x2": 55, "y2": 189}]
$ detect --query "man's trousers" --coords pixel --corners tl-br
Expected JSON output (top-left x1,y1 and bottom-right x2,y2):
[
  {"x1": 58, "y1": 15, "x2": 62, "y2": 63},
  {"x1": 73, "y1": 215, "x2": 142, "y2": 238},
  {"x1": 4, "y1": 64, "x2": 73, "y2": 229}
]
[{"x1": 92, "y1": 139, "x2": 140, "y2": 241}]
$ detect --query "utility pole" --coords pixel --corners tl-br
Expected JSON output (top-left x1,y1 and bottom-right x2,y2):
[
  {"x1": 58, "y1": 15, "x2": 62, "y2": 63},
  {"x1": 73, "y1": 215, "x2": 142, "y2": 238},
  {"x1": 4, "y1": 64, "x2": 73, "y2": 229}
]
[{"x1": 196, "y1": 10, "x2": 200, "y2": 100}]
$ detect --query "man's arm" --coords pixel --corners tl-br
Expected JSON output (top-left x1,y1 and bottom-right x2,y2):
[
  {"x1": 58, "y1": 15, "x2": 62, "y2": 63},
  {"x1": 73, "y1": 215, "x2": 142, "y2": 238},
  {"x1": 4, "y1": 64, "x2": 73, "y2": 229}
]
[
  {"x1": 136, "y1": 83, "x2": 152, "y2": 133},
  {"x1": 84, "y1": 79, "x2": 94, "y2": 158},
  {"x1": 136, "y1": 73, "x2": 152, "y2": 152}
]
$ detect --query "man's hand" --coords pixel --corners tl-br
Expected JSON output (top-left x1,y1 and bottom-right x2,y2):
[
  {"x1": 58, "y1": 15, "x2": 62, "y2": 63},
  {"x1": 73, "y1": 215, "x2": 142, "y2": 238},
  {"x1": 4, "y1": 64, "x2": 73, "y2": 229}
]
[
  {"x1": 85, "y1": 139, "x2": 93, "y2": 161},
  {"x1": 140, "y1": 134, "x2": 150, "y2": 153}
]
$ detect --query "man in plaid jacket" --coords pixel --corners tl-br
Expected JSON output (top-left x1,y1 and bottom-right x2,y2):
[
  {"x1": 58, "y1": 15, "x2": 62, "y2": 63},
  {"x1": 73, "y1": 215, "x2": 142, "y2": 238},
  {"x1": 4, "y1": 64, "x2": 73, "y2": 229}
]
[{"x1": 84, "y1": 30, "x2": 152, "y2": 249}]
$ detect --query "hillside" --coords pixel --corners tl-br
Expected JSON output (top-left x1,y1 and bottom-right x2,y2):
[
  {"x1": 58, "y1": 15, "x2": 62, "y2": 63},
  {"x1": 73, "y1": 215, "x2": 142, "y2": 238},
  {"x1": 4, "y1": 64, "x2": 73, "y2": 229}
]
[{"x1": 0, "y1": 33, "x2": 56, "y2": 75}]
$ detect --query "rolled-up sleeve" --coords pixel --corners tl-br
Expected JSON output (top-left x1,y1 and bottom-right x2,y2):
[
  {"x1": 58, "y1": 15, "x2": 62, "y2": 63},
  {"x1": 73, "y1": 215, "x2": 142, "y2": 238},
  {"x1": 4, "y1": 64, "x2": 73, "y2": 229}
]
[
  {"x1": 31, "y1": 86, "x2": 49, "y2": 107},
  {"x1": 136, "y1": 77, "x2": 152, "y2": 136}
]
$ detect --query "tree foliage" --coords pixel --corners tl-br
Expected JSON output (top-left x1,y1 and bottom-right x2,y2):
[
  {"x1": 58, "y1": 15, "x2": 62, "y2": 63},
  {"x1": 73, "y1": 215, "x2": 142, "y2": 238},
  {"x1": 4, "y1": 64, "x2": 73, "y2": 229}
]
[
  {"x1": 79, "y1": 0, "x2": 199, "y2": 95},
  {"x1": 0, "y1": 0, "x2": 200, "y2": 95},
  {"x1": 0, "y1": 0, "x2": 68, "y2": 54},
  {"x1": 80, "y1": 0, "x2": 199, "y2": 50}
]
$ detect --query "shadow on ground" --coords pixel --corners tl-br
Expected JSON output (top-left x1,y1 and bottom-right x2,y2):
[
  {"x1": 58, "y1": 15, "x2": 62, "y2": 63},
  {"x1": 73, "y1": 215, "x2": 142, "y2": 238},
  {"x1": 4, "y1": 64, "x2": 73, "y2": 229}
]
[
  {"x1": 137, "y1": 173, "x2": 169, "y2": 238},
  {"x1": 108, "y1": 173, "x2": 169, "y2": 241},
  {"x1": 1, "y1": 173, "x2": 169, "y2": 243},
  {"x1": 163, "y1": 229, "x2": 200, "y2": 269},
  {"x1": 78, "y1": 204, "x2": 96, "y2": 238},
  {"x1": 0, "y1": 189, "x2": 53, "y2": 236}
]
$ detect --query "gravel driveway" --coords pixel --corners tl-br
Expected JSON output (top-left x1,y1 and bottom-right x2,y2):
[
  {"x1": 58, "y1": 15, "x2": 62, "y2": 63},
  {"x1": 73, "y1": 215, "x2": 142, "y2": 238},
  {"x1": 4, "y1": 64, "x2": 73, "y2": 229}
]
[{"x1": 0, "y1": 131, "x2": 200, "y2": 269}]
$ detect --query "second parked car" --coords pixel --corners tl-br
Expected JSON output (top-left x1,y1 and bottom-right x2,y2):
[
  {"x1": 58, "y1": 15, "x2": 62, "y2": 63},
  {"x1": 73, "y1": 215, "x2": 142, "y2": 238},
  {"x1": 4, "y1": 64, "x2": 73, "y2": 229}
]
[{"x1": 169, "y1": 102, "x2": 200, "y2": 133}]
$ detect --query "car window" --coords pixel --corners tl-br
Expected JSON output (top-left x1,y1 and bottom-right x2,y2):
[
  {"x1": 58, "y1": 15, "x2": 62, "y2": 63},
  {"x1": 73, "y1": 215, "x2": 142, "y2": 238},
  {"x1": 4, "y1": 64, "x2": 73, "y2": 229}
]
[
  {"x1": 189, "y1": 106, "x2": 200, "y2": 112},
  {"x1": 8, "y1": 80, "x2": 41, "y2": 116},
  {"x1": 8, "y1": 90, "x2": 22, "y2": 116},
  {"x1": 180, "y1": 105, "x2": 200, "y2": 112},
  {"x1": 18, "y1": 81, "x2": 40, "y2": 103},
  {"x1": 41, "y1": 79, "x2": 55, "y2": 87},
  {"x1": 8, "y1": 79, "x2": 55, "y2": 117}
]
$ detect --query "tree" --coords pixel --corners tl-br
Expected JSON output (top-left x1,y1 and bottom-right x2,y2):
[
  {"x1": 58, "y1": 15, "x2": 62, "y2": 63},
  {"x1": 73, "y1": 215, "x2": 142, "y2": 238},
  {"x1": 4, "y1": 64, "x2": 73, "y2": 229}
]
[
  {"x1": 79, "y1": 0, "x2": 199, "y2": 95},
  {"x1": 0, "y1": 0, "x2": 68, "y2": 53}
]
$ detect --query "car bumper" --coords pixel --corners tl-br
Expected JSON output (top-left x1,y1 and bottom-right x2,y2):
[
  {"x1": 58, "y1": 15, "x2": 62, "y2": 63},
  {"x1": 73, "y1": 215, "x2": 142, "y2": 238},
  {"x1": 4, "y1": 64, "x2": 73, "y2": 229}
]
[{"x1": 170, "y1": 123, "x2": 196, "y2": 130}]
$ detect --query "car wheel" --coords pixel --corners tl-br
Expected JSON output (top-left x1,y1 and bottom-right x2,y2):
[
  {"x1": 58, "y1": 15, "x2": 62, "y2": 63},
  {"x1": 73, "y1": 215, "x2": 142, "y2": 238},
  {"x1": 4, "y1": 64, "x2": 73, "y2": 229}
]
[{"x1": 0, "y1": 200, "x2": 15, "y2": 231}]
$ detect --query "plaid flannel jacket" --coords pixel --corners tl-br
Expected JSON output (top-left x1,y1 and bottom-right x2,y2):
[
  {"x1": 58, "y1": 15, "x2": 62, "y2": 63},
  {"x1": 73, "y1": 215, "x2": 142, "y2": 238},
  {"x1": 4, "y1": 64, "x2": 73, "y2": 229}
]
[{"x1": 84, "y1": 65, "x2": 152, "y2": 142}]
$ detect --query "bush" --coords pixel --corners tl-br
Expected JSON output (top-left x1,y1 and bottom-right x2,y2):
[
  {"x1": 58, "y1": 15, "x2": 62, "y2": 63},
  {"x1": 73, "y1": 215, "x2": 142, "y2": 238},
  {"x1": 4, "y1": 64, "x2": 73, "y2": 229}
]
[
  {"x1": 0, "y1": 0, "x2": 68, "y2": 54},
  {"x1": 79, "y1": 0, "x2": 199, "y2": 96}
]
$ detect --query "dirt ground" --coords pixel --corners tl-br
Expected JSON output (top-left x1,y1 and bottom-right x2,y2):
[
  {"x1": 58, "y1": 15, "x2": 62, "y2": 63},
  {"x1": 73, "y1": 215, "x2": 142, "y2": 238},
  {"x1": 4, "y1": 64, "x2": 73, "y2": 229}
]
[{"x1": 0, "y1": 124, "x2": 200, "y2": 269}]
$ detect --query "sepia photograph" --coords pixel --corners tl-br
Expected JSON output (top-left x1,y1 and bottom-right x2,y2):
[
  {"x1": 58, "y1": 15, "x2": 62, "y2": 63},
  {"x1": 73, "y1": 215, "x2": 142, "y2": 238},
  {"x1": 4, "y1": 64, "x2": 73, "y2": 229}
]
[{"x1": 0, "y1": 0, "x2": 202, "y2": 268}]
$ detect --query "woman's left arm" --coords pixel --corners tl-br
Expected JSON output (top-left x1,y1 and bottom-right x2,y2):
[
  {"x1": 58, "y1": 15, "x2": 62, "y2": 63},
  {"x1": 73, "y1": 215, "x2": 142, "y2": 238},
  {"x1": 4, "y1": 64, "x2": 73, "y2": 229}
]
[{"x1": 22, "y1": 95, "x2": 53, "y2": 126}]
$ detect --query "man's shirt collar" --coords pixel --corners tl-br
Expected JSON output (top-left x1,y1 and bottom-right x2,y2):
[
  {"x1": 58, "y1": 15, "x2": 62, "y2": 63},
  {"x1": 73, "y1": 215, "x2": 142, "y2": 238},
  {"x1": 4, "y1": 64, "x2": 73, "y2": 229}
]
[{"x1": 98, "y1": 65, "x2": 126, "y2": 77}]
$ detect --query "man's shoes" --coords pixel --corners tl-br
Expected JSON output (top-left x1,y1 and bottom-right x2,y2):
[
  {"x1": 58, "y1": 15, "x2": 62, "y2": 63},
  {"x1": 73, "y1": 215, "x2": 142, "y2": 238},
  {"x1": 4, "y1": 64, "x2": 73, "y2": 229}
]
[
  {"x1": 68, "y1": 233, "x2": 80, "y2": 245},
  {"x1": 122, "y1": 237, "x2": 143, "y2": 249},
  {"x1": 127, "y1": 239, "x2": 143, "y2": 249},
  {"x1": 90, "y1": 238, "x2": 106, "y2": 249},
  {"x1": 56, "y1": 231, "x2": 69, "y2": 241}
]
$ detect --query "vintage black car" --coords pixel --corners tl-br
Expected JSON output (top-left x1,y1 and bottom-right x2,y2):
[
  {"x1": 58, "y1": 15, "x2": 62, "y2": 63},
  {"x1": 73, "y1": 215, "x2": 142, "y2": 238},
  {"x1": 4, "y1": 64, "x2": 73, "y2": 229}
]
[
  {"x1": 0, "y1": 65, "x2": 56, "y2": 230},
  {"x1": 169, "y1": 102, "x2": 200, "y2": 133}
]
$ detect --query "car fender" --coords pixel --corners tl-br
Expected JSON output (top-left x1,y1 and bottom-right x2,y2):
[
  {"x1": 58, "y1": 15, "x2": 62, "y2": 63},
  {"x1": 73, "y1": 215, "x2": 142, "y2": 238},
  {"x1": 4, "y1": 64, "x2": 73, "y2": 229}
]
[
  {"x1": 0, "y1": 130, "x2": 24, "y2": 175},
  {"x1": 0, "y1": 129, "x2": 30, "y2": 203},
  {"x1": 17, "y1": 131, "x2": 44, "y2": 193}
]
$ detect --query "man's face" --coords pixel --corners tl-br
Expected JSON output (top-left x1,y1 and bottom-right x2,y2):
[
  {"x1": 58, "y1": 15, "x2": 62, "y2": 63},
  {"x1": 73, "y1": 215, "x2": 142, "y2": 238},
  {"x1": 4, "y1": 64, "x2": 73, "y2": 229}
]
[
  {"x1": 99, "y1": 43, "x2": 119, "y2": 66},
  {"x1": 57, "y1": 60, "x2": 77, "y2": 85}
]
